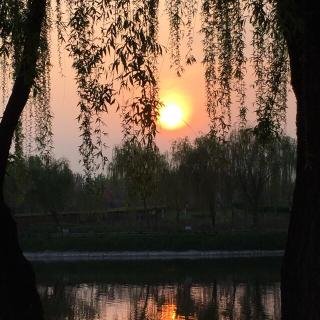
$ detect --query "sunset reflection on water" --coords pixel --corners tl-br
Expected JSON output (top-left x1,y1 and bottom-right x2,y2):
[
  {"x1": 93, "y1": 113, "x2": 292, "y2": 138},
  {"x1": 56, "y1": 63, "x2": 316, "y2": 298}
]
[
  {"x1": 39, "y1": 282, "x2": 280, "y2": 319},
  {"x1": 36, "y1": 259, "x2": 281, "y2": 320}
]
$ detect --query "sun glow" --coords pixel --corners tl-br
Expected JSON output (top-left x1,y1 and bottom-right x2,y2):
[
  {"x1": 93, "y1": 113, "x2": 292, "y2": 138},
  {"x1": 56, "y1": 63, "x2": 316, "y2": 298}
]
[
  {"x1": 159, "y1": 103, "x2": 184, "y2": 129},
  {"x1": 158, "y1": 92, "x2": 190, "y2": 130}
]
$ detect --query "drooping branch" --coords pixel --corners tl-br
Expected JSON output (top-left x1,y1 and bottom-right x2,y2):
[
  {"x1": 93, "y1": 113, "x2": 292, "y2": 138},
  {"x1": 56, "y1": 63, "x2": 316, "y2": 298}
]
[
  {"x1": 0, "y1": 0, "x2": 47, "y2": 195},
  {"x1": 1, "y1": 0, "x2": 53, "y2": 161},
  {"x1": 167, "y1": 0, "x2": 289, "y2": 139},
  {"x1": 231, "y1": 0, "x2": 247, "y2": 127},
  {"x1": 166, "y1": 0, "x2": 198, "y2": 76},
  {"x1": 1, "y1": 0, "x2": 291, "y2": 175},
  {"x1": 67, "y1": 0, "x2": 162, "y2": 175}
]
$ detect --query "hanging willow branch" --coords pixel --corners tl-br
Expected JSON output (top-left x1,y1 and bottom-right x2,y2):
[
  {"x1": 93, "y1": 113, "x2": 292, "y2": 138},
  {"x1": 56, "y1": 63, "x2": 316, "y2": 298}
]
[
  {"x1": 166, "y1": 0, "x2": 198, "y2": 75},
  {"x1": 119, "y1": 0, "x2": 161, "y2": 146},
  {"x1": 67, "y1": 0, "x2": 163, "y2": 175},
  {"x1": 168, "y1": 0, "x2": 288, "y2": 139},
  {"x1": 248, "y1": 0, "x2": 289, "y2": 139},
  {"x1": 34, "y1": 3, "x2": 53, "y2": 159},
  {"x1": 1, "y1": 0, "x2": 289, "y2": 175},
  {"x1": 0, "y1": 0, "x2": 53, "y2": 160},
  {"x1": 231, "y1": 0, "x2": 247, "y2": 127},
  {"x1": 1, "y1": 0, "x2": 163, "y2": 176},
  {"x1": 201, "y1": 0, "x2": 240, "y2": 137}
]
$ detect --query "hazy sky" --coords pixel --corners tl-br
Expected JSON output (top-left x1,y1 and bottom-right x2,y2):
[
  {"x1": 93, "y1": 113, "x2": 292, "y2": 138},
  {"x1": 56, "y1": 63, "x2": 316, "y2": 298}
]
[{"x1": 20, "y1": 4, "x2": 298, "y2": 172}]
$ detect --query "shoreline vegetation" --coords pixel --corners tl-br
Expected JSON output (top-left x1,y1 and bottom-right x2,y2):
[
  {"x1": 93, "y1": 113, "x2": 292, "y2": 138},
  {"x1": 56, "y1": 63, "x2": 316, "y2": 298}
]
[
  {"x1": 21, "y1": 230, "x2": 287, "y2": 253},
  {"x1": 11, "y1": 134, "x2": 291, "y2": 262}
]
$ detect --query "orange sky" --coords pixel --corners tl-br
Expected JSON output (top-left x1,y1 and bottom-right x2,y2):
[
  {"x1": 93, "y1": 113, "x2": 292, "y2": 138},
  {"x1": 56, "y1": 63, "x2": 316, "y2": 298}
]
[{"x1": 48, "y1": 4, "x2": 296, "y2": 172}]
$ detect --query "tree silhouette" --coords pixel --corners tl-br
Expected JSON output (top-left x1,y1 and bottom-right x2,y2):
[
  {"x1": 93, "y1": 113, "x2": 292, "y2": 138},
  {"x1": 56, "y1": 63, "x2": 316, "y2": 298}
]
[
  {"x1": 5, "y1": 156, "x2": 74, "y2": 214},
  {"x1": 0, "y1": 0, "x2": 161, "y2": 318},
  {"x1": 109, "y1": 140, "x2": 166, "y2": 217},
  {"x1": 230, "y1": 130, "x2": 275, "y2": 227},
  {"x1": 0, "y1": 1, "x2": 46, "y2": 318},
  {"x1": 165, "y1": 2, "x2": 320, "y2": 316},
  {"x1": 171, "y1": 135, "x2": 226, "y2": 230}
]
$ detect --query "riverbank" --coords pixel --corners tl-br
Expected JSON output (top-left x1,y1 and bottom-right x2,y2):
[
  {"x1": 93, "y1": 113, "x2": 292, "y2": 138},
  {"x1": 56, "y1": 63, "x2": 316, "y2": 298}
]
[
  {"x1": 20, "y1": 230, "x2": 287, "y2": 252},
  {"x1": 25, "y1": 249, "x2": 284, "y2": 261}
]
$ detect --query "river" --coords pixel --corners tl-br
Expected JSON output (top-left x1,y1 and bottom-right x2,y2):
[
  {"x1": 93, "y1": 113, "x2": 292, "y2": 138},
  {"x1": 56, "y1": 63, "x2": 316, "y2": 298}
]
[{"x1": 34, "y1": 257, "x2": 281, "y2": 319}]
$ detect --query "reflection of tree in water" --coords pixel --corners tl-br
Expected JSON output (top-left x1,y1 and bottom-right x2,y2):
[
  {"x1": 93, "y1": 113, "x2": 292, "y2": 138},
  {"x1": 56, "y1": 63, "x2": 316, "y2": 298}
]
[
  {"x1": 39, "y1": 281, "x2": 71, "y2": 319},
  {"x1": 197, "y1": 282, "x2": 219, "y2": 320},
  {"x1": 39, "y1": 281, "x2": 98, "y2": 320},
  {"x1": 176, "y1": 278, "x2": 195, "y2": 319},
  {"x1": 238, "y1": 284, "x2": 252, "y2": 320},
  {"x1": 129, "y1": 285, "x2": 151, "y2": 320},
  {"x1": 237, "y1": 282, "x2": 279, "y2": 320},
  {"x1": 251, "y1": 281, "x2": 268, "y2": 320},
  {"x1": 219, "y1": 281, "x2": 237, "y2": 319},
  {"x1": 39, "y1": 279, "x2": 280, "y2": 320}
]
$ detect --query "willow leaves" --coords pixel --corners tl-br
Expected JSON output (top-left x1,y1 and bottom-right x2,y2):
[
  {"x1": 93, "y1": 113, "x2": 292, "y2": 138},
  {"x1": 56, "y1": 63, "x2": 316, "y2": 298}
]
[{"x1": 166, "y1": 0, "x2": 289, "y2": 139}]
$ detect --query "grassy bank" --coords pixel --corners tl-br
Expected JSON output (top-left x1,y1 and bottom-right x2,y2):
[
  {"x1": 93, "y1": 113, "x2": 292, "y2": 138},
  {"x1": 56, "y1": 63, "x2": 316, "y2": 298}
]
[
  {"x1": 20, "y1": 227, "x2": 287, "y2": 252},
  {"x1": 34, "y1": 258, "x2": 282, "y2": 284}
]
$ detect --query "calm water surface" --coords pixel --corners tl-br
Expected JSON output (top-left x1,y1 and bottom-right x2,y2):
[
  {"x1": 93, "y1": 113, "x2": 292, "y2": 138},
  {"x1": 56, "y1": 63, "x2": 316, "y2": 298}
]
[{"x1": 35, "y1": 258, "x2": 281, "y2": 320}]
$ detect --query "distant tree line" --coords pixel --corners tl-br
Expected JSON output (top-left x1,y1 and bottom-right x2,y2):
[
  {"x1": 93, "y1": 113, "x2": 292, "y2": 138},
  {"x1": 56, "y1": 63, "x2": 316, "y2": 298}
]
[
  {"x1": 165, "y1": 130, "x2": 296, "y2": 228},
  {"x1": 5, "y1": 129, "x2": 296, "y2": 229}
]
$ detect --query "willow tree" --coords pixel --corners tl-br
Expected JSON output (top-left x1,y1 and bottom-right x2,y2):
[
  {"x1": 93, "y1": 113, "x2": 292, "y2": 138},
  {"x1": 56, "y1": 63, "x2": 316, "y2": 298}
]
[
  {"x1": 109, "y1": 140, "x2": 166, "y2": 214},
  {"x1": 0, "y1": 0, "x2": 161, "y2": 318},
  {"x1": 166, "y1": 1, "x2": 318, "y2": 319},
  {"x1": 0, "y1": 0, "x2": 318, "y2": 319}
]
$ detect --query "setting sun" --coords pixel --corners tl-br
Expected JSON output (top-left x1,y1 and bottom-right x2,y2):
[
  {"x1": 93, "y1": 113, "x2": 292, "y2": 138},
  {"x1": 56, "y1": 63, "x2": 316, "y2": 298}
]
[
  {"x1": 158, "y1": 103, "x2": 185, "y2": 129},
  {"x1": 158, "y1": 91, "x2": 191, "y2": 130}
]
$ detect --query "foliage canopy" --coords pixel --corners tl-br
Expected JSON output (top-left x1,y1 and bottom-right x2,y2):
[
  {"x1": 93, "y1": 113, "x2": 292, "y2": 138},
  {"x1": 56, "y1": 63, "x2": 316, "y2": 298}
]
[{"x1": 0, "y1": 0, "x2": 289, "y2": 173}]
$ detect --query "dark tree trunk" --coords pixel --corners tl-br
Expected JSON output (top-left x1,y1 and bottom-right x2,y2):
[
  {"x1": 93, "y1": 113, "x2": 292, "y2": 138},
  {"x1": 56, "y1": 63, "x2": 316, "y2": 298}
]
[
  {"x1": 0, "y1": 0, "x2": 46, "y2": 319},
  {"x1": 0, "y1": 202, "x2": 43, "y2": 319},
  {"x1": 278, "y1": 1, "x2": 320, "y2": 319}
]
